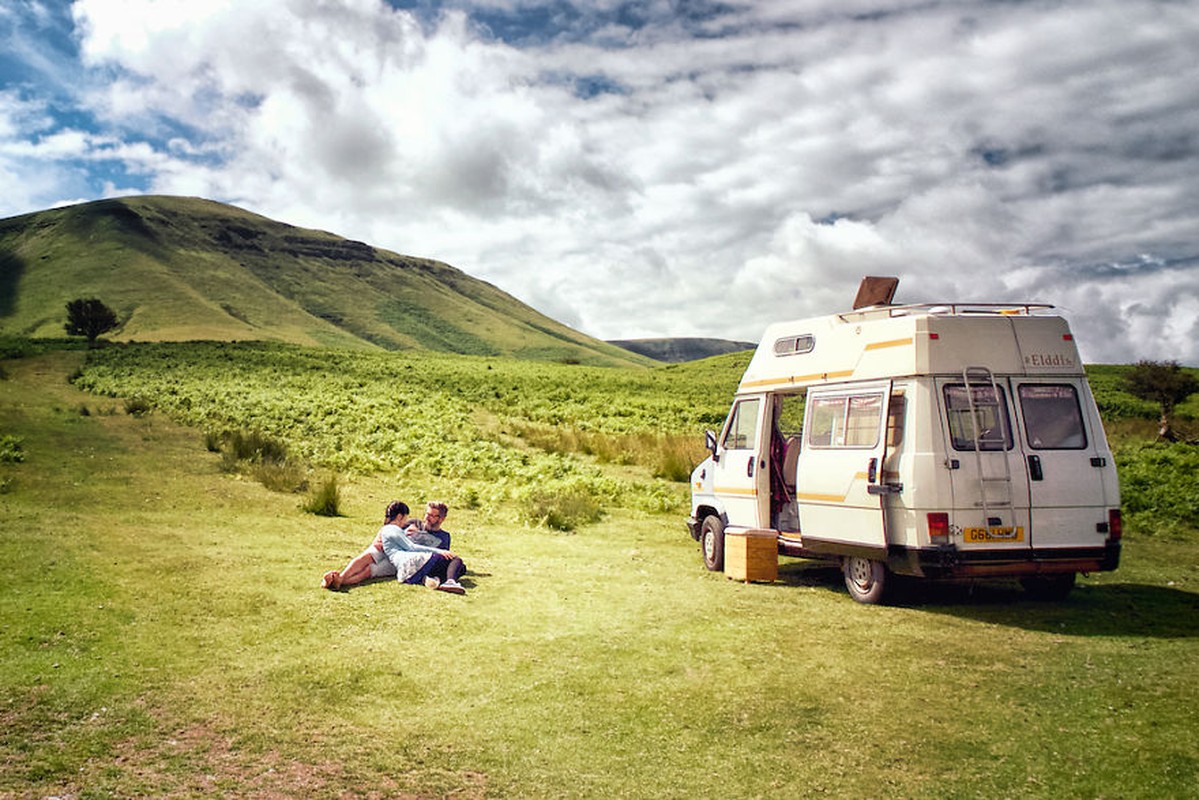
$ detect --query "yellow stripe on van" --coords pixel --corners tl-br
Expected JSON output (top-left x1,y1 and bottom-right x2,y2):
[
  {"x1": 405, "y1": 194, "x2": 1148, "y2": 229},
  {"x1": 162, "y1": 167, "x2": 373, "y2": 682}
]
[
  {"x1": 715, "y1": 486, "x2": 758, "y2": 497},
  {"x1": 794, "y1": 472, "x2": 870, "y2": 504},
  {"x1": 740, "y1": 369, "x2": 856, "y2": 390},
  {"x1": 864, "y1": 337, "x2": 913, "y2": 351},
  {"x1": 795, "y1": 491, "x2": 847, "y2": 503}
]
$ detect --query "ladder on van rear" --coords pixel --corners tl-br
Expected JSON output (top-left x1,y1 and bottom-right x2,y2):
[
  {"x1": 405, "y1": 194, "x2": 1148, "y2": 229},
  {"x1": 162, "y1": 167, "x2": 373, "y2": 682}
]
[{"x1": 962, "y1": 366, "x2": 1016, "y2": 529}]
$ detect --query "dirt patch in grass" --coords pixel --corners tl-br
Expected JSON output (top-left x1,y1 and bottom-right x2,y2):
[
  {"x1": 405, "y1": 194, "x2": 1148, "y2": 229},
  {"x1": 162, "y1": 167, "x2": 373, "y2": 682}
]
[{"x1": 37, "y1": 715, "x2": 488, "y2": 800}]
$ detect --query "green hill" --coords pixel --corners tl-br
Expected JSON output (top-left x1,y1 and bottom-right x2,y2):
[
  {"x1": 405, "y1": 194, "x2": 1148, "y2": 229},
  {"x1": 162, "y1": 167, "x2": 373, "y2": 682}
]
[{"x1": 0, "y1": 195, "x2": 649, "y2": 366}]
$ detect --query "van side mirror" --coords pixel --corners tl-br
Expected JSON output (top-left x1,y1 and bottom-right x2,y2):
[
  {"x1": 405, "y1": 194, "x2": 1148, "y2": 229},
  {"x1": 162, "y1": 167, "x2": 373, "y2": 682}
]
[{"x1": 704, "y1": 429, "x2": 719, "y2": 461}]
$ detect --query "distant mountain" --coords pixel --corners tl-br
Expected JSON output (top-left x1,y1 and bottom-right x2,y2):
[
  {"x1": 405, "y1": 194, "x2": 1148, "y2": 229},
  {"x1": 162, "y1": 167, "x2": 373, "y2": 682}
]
[
  {"x1": 0, "y1": 196, "x2": 650, "y2": 367},
  {"x1": 608, "y1": 337, "x2": 756, "y2": 363}
]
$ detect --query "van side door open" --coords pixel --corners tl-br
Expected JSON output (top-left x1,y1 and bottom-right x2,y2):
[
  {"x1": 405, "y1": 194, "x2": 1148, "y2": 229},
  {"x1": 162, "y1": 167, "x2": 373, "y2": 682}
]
[{"x1": 795, "y1": 381, "x2": 894, "y2": 557}]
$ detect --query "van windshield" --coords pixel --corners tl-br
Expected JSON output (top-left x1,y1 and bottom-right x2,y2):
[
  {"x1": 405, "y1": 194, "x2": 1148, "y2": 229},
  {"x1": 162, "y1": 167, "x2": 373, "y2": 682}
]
[{"x1": 944, "y1": 385, "x2": 1013, "y2": 451}]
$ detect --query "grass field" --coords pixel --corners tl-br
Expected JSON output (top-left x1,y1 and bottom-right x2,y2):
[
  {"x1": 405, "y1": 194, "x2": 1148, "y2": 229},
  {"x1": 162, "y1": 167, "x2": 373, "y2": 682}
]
[{"x1": 2, "y1": 348, "x2": 1198, "y2": 798}]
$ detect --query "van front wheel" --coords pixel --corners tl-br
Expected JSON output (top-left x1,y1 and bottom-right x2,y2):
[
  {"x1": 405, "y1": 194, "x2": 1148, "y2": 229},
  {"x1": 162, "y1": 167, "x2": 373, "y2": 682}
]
[
  {"x1": 701, "y1": 516, "x2": 725, "y2": 572},
  {"x1": 843, "y1": 557, "x2": 887, "y2": 604}
]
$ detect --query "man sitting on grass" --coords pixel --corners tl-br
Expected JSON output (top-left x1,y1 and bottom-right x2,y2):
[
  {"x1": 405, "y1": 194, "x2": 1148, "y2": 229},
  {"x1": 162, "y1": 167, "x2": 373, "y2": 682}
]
[
  {"x1": 404, "y1": 500, "x2": 452, "y2": 549},
  {"x1": 321, "y1": 500, "x2": 467, "y2": 594}
]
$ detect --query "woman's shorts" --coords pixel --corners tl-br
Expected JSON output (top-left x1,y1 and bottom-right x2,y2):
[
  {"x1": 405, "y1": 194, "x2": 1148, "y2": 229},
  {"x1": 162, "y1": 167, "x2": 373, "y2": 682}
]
[{"x1": 364, "y1": 546, "x2": 397, "y2": 578}]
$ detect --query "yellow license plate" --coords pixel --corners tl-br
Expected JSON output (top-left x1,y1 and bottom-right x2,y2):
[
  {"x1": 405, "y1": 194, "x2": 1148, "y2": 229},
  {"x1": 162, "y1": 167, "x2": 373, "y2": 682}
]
[{"x1": 964, "y1": 526, "x2": 1025, "y2": 543}]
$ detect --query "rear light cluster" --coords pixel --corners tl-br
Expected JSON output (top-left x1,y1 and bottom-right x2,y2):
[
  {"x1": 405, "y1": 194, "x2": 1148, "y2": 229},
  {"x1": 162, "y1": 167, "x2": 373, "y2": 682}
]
[
  {"x1": 928, "y1": 512, "x2": 950, "y2": 544},
  {"x1": 1108, "y1": 509, "x2": 1122, "y2": 541}
]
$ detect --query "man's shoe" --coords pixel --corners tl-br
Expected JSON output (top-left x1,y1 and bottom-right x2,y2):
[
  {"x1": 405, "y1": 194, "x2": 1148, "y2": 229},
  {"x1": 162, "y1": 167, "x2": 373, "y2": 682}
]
[{"x1": 437, "y1": 579, "x2": 466, "y2": 595}]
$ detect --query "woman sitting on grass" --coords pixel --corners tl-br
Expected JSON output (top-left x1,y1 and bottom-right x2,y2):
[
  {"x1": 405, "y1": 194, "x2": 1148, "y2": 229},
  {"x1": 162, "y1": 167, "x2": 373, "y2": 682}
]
[{"x1": 322, "y1": 501, "x2": 467, "y2": 594}]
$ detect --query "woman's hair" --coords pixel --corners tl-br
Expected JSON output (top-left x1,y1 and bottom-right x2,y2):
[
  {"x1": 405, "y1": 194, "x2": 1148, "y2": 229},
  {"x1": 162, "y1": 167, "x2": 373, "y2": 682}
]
[{"x1": 384, "y1": 500, "x2": 410, "y2": 522}]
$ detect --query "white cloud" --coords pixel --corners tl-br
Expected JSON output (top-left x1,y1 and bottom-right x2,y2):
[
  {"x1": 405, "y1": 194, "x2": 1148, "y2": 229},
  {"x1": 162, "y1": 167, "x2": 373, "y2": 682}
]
[{"x1": 3, "y1": 0, "x2": 1197, "y2": 363}]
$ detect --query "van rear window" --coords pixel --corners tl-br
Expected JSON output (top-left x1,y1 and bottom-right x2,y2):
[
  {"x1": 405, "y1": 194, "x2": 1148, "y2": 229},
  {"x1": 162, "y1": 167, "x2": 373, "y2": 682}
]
[
  {"x1": 1019, "y1": 384, "x2": 1087, "y2": 449},
  {"x1": 943, "y1": 385, "x2": 1013, "y2": 451}
]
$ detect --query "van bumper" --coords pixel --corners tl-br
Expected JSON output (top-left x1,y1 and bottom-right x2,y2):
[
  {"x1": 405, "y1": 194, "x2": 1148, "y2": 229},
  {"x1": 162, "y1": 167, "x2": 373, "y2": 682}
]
[{"x1": 910, "y1": 541, "x2": 1121, "y2": 578}]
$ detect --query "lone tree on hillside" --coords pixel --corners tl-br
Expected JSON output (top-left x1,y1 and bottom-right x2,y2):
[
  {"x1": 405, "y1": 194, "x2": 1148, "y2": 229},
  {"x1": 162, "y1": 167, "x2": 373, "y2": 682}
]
[
  {"x1": 1125, "y1": 360, "x2": 1199, "y2": 442},
  {"x1": 64, "y1": 298, "x2": 120, "y2": 347}
]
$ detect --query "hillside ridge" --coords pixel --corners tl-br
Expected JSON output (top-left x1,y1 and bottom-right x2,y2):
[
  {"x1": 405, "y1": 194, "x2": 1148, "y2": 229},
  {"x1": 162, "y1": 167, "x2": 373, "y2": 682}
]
[
  {"x1": 0, "y1": 196, "x2": 650, "y2": 367},
  {"x1": 608, "y1": 337, "x2": 755, "y2": 363}
]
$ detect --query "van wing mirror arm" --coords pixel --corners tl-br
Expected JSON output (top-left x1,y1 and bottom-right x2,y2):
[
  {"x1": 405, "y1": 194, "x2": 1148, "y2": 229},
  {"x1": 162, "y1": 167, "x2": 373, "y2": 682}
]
[{"x1": 704, "y1": 429, "x2": 719, "y2": 461}]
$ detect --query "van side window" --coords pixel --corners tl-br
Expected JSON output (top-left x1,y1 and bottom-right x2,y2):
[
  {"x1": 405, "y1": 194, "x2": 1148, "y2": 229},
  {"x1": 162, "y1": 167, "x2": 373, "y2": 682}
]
[
  {"x1": 944, "y1": 385, "x2": 1013, "y2": 451},
  {"x1": 1019, "y1": 384, "x2": 1087, "y2": 449},
  {"x1": 806, "y1": 393, "x2": 883, "y2": 448},
  {"x1": 721, "y1": 398, "x2": 760, "y2": 450}
]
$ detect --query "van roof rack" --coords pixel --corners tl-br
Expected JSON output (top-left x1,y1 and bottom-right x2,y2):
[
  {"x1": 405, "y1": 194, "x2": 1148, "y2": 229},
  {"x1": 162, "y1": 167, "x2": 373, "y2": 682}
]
[{"x1": 838, "y1": 302, "x2": 1056, "y2": 322}]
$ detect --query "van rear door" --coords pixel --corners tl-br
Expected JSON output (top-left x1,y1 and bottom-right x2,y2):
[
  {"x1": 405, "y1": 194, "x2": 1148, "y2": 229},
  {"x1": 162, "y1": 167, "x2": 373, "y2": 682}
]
[
  {"x1": 1012, "y1": 380, "x2": 1113, "y2": 550},
  {"x1": 795, "y1": 381, "x2": 893, "y2": 556},
  {"x1": 937, "y1": 378, "x2": 1033, "y2": 553}
]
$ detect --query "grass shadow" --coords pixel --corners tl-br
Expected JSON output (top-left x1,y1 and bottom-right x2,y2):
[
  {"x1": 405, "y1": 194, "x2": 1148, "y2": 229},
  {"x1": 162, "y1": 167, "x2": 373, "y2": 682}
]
[
  {"x1": 906, "y1": 580, "x2": 1199, "y2": 639},
  {"x1": 775, "y1": 559, "x2": 1199, "y2": 639}
]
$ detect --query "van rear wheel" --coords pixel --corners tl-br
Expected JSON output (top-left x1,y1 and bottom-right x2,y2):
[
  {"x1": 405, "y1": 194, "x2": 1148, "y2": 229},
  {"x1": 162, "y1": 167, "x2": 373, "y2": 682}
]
[
  {"x1": 843, "y1": 556, "x2": 888, "y2": 604},
  {"x1": 701, "y1": 516, "x2": 725, "y2": 572}
]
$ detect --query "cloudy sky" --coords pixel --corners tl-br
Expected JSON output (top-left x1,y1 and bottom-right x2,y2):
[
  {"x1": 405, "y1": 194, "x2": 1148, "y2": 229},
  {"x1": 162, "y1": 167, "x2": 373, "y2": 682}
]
[{"x1": 2, "y1": 0, "x2": 1198, "y2": 363}]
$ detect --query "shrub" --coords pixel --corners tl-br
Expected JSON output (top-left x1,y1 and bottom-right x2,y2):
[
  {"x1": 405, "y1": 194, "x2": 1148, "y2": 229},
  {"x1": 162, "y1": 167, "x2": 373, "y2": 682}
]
[
  {"x1": 1116, "y1": 441, "x2": 1199, "y2": 538},
  {"x1": 0, "y1": 435, "x2": 25, "y2": 464},
  {"x1": 302, "y1": 473, "x2": 342, "y2": 516},
  {"x1": 124, "y1": 396, "x2": 152, "y2": 416}
]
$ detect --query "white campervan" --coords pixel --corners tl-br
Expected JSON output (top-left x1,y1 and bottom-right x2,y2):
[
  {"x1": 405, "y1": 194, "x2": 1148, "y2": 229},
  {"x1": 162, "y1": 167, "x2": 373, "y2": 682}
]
[{"x1": 687, "y1": 278, "x2": 1122, "y2": 603}]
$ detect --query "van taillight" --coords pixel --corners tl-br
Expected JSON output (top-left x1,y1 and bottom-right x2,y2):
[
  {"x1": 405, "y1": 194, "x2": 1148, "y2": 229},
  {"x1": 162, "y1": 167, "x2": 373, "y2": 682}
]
[
  {"x1": 1108, "y1": 509, "x2": 1122, "y2": 541},
  {"x1": 928, "y1": 512, "x2": 950, "y2": 544}
]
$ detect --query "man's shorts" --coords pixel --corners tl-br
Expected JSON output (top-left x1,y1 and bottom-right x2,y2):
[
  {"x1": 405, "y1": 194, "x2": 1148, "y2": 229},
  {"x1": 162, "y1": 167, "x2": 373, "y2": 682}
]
[{"x1": 364, "y1": 545, "x2": 397, "y2": 578}]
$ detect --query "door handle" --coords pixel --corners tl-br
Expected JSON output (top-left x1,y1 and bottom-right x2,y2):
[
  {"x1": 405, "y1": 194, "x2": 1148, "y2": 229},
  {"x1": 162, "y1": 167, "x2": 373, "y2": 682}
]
[
  {"x1": 1028, "y1": 454, "x2": 1043, "y2": 481},
  {"x1": 746, "y1": 457, "x2": 754, "y2": 478},
  {"x1": 867, "y1": 457, "x2": 878, "y2": 483}
]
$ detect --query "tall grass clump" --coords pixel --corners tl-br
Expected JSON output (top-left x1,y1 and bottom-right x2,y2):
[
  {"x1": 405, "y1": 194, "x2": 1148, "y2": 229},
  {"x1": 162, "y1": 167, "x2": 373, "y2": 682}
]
[
  {"x1": 211, "y1": 428, "x2": 307, "y2": 492},
  {"x1": 225, "y1": 429, "x2": 289, "y2": 463},
  {"x1": 510, "y1": 422, "x2": 705, "y2": 481},
  {"x1": 517, "y1": 478, "x2": 603, "y2": 531},
  {"x1": 253, "y1": 461, "x2": 309, "y2": 494},
  {"x1": 301, "y1": 473, "x2": 342, "y2": 516},
  {"x1": 123, "y1": 395, "x2": 153, "y2": 416}
]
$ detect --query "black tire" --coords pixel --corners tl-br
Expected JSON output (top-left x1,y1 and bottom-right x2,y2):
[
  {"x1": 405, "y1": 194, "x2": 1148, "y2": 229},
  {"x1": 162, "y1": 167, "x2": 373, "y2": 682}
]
[
  {"x1": 843, "y1": 556, "x2": 888, "y2": 604},
  {"x1": 701, "y1": 515, "x2": 725, "y2": 572},
  {"x1": 1020, "y1": 573, "x2": 1076, "y2": 601}
]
